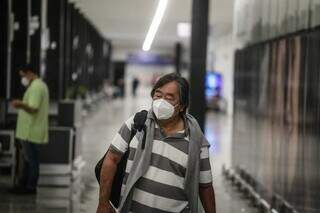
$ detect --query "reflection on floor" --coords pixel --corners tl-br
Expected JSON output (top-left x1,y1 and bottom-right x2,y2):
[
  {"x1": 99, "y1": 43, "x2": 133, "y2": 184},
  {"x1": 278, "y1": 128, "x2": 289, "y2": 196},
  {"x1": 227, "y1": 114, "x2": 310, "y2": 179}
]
[{"x1": 0, "y1": 88, "x2": 258, "y2": 213}]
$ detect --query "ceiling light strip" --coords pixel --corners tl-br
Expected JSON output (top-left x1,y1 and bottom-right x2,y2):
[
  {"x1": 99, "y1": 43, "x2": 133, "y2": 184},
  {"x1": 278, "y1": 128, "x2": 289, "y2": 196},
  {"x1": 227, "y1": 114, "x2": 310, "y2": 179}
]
[{"x1": 142, "y1": 0, "x2": 168, "y2": 51}]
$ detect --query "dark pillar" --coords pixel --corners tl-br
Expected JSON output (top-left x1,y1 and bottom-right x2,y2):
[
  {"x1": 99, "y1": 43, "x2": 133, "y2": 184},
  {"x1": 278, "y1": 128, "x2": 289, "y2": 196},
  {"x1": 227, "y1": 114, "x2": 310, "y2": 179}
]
[
  {"x1": 105, "y1": 41, "x2": 112, "y2": 80},
  {"x1": 0, "y1": 0, "x2": 10, "y2": 98},
  {"x1": 189, "y1": 0, "x2": 209, "y2": 130},
  {"x1": 30, "y1": 0, "x2": 42, "y2": 76},
  {"x1": 11, "y1": 0, "x2": 29, "y2": 98},
  {"x1": 64, "y1": 2, "x2": 73, "y2": 99},
  {"x1": 175, "y1": 42, "x2": 182, "y2": 74},
  {"x1": 47, "y1": 0, "x2": 66, "y2": 100},
  {"x1": 113, "y1": 61, "x2": 126, "y2": 98},
  {"x1": 108, "y1": 42, "x2": 113, "y2": 81}
]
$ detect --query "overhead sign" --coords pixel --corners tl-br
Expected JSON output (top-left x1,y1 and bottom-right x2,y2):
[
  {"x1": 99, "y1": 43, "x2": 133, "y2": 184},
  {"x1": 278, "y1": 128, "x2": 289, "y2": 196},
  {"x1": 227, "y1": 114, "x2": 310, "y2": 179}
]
[{"x1": 127, "y1": 52, "x2": 174, "y2": 66}]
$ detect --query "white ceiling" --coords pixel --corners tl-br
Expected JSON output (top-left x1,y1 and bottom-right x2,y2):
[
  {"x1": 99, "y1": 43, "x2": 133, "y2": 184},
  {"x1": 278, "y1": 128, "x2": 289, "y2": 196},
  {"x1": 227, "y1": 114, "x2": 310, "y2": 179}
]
[{"x1": 74, "y1": 0, "x2": 234, "y2": 53}]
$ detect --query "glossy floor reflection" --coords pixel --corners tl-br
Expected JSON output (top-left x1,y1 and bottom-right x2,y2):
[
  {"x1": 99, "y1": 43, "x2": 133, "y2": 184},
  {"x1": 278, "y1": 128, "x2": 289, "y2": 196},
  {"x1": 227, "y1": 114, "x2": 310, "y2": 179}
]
[{"x1": 0, "y1": 87, "x2": 258, "y2": 213}]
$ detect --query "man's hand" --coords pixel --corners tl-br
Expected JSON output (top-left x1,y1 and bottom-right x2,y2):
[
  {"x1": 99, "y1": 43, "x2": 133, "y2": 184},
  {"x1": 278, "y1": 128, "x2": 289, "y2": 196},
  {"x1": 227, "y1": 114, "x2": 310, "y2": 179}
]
[
  {"x1": 96, "y1": 202, "x2": 117, "y2": 213},
  {"x1": 11, "y1": 100, "x2": 24, "y2": 109}
]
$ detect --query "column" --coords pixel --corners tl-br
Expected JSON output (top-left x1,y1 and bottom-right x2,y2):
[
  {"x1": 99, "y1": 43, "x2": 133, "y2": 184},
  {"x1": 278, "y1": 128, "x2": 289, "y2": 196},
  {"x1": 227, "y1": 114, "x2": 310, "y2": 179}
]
[{"x1": 189, "y1": 0, "x2": 209, "y2": 130}]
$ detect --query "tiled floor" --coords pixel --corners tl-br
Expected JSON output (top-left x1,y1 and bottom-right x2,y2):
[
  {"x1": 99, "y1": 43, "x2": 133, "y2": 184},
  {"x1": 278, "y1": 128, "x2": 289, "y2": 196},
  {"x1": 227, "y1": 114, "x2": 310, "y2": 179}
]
[{"x1": 0, "y1": 86, "x2": 258, "y2": 213}]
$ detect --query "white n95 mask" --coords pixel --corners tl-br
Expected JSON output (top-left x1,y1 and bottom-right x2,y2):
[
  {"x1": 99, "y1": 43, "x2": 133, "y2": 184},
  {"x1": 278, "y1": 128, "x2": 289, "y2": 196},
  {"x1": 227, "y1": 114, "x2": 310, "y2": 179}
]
[
  {"x1": 152, "y1": 99, "x2": 176, "y2": 120},
  {"x1": 21, "y1": 77, "x2": 30, "y2": 87}
]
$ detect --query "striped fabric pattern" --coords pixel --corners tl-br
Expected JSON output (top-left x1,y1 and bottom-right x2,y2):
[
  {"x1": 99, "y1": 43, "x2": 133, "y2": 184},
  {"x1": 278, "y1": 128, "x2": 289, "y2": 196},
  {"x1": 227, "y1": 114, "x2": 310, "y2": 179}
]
[{"x1": 109, "y1": 116, "x2": 212, "y2": 212}]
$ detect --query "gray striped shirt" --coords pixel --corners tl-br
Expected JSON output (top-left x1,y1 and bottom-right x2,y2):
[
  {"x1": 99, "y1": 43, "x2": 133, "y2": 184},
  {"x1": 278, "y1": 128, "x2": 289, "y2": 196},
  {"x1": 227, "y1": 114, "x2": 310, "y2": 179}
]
[{"x1": 110, "y1": 116, "x2": 212, "y2": 213}]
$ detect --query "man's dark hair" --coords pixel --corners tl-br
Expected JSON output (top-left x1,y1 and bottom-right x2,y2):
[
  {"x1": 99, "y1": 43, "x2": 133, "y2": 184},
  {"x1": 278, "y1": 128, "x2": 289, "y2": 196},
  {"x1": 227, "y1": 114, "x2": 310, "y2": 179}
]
[
  {"x1": 151, "y1": 73, "x2": 189, "y2": 115},
  {"x1": 20, "y1": 64, "x2": 35, "y2": 74}
]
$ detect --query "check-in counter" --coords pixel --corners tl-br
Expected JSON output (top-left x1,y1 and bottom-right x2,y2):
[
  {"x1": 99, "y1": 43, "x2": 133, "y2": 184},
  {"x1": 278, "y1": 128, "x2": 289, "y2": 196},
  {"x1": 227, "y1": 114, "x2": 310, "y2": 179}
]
[
  {"x1": 38, "y1": 127, "x2": 85, "y2": 186},
  {"x1": 0, "y1": 130, "x2": 15, "y2": 183},
  {"x1": 37, "y1": 126, "x2": 85, "y2": 208}
]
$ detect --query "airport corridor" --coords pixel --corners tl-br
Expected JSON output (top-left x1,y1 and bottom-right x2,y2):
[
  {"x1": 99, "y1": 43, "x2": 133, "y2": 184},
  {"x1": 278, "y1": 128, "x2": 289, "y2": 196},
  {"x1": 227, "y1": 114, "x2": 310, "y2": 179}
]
[{"x1": 0, "y1": 87, "x2": 258, "y2": 213}]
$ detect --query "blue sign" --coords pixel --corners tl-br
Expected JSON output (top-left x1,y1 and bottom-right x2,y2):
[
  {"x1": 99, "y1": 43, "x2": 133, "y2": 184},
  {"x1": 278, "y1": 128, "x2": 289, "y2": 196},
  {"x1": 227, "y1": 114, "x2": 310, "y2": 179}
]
[{"x1": 205, "y1": 72, "x2": 222, "y2": 98}]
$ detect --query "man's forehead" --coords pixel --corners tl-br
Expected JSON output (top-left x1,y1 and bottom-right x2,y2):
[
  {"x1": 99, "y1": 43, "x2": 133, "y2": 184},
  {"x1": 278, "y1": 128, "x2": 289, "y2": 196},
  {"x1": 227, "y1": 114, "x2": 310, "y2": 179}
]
[{"x1": 156, "y1": 82, "x2": 179, "y2": 94}]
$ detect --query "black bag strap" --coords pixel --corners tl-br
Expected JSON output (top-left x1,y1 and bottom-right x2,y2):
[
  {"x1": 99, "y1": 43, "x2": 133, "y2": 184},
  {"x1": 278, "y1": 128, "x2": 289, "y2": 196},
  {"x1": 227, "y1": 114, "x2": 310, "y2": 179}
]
[
  {"x1": 130, "y1": 110, "x2": 148, "y2": 149},
  {"x1": 132, "y1": 110, "x2": 148, "y2": 131}
]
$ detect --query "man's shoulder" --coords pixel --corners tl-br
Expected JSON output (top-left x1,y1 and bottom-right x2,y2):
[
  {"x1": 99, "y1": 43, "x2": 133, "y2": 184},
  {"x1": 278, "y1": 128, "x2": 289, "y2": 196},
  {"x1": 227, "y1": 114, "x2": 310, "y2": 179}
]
[
  {"x1": 32, "y1": 79, "x2": 48, "y2": 91},
  {"x1": 185, "y1": 113, "x2": 199, "y2": 124}
]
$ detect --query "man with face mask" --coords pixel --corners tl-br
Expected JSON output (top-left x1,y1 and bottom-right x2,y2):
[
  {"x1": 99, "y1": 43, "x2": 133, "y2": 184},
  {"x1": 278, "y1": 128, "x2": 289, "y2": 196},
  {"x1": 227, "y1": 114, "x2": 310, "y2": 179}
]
[
  {"x1": 97, "y1": 73, "x2": 216, "y2": 213},
  {"x1": 10, "y1": 64, "x2": 49, "y2": 194}
]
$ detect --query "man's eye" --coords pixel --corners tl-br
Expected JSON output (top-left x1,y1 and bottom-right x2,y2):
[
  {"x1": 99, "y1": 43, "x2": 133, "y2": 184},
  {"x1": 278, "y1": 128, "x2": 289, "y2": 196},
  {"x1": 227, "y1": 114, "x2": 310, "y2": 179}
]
[{"x1": 165, "y1": 96, "x2": 174, "y2": 101}]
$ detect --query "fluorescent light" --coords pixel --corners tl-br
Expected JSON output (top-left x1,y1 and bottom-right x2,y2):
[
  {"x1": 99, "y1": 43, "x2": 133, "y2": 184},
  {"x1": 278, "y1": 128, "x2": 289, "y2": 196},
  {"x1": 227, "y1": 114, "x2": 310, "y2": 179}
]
[{"x1": 142, "y1": 0, "x2": 168, "y2": 51}]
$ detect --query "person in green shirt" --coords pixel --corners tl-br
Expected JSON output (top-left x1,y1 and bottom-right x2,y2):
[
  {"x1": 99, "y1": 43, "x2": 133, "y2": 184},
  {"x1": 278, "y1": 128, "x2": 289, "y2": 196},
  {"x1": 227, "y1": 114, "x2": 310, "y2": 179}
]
[{"x1": 10, "y1": 64, "x2": 49, "y2": 194}]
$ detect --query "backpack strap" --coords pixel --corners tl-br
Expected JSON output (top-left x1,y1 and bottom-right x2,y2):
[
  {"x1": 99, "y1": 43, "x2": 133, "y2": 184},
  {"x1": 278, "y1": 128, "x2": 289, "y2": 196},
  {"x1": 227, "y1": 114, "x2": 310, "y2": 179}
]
[
  {"x1": 130, "y1": 110, "x2": 148, "y2": 149},
  {"x1": 133, "y1": 110, "x2": 148, "y2": 131}
]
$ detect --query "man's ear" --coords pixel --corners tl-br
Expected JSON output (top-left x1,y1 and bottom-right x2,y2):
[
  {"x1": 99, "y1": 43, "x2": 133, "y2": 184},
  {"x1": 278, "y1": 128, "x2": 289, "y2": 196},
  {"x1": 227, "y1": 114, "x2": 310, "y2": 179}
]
[{"x1": 179, "y1": 105, "x2": 184, "y2": 113}]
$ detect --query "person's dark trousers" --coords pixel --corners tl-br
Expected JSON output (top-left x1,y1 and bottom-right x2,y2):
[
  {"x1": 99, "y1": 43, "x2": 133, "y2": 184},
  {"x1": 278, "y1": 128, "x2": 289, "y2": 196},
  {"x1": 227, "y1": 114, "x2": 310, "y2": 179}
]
[
  {"x1": 13, "y1": 140, "x2": 24, "y2": 187},
  {"x1": 19, "y1": 140, "x2": 40, "y2": 190}
]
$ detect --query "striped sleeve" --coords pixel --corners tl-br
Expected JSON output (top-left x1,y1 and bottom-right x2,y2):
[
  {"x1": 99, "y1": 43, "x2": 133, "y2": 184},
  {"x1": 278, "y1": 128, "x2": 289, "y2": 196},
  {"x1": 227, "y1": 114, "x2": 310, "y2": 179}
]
[
  {"x1": 109, "y1": 116, "x2": 134, "y2": 154},
  {"x1": 199, "y1": 147, "x2": 213, "y2": 185}
]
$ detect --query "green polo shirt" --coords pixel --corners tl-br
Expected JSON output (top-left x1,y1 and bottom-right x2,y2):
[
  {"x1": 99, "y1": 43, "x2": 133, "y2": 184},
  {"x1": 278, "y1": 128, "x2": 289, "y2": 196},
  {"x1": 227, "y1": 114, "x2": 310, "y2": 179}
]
[{"x1": 16, "y1": 78, "x2": 49, "y2": 144}]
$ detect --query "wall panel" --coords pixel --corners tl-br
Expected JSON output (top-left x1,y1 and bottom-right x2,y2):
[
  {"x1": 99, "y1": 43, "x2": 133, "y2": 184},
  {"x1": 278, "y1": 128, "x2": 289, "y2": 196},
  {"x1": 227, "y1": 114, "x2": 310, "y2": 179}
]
[
  {"x1": 233, "y1": 29, "x2": 320, "y2": 212},
  {"x1": 234, "y1": 0, "x2": 318, "y2": 46},
  {"x1": 302, "y1": 30, "x2": 320, "y2": 212},
  {"x1": 311, "y1": 0, "x2": 320, "y2": 28},
  {"x1": 297, "y1": 0, "x2": 311, "y2": 31}
]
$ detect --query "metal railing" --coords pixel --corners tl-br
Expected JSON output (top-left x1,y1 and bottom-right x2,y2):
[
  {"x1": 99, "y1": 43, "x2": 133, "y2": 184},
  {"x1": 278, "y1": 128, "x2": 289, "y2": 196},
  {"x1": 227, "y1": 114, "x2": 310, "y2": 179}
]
[{"x1": 222, "y1": 165, "x2": 299, "y2": 213}]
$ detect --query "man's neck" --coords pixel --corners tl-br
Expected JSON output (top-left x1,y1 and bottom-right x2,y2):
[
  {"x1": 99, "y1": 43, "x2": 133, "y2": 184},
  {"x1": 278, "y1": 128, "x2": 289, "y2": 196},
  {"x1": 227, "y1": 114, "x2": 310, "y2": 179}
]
[{"x1": 30, "y1": 75, "x2": 38, "y2": 83}]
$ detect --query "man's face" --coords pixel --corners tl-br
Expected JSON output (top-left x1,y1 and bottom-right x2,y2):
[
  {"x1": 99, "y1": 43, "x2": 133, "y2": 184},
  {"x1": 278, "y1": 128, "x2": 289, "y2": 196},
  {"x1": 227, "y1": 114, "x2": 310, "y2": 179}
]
[
  {"x1": 152, "y1": 81, "x2": 184, "y2": 116},
  {"x1": 19, "y1": 70, "x2": 31, "y2": 80}
]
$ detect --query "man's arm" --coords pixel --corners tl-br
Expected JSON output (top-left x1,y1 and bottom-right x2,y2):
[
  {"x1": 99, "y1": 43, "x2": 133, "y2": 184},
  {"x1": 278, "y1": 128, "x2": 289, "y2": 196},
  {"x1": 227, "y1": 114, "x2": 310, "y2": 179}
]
[
  {"x1": 97, "y1": 150, "x2": 122, "y2": 213},
  {"x1": 11, "y1": 100, "x2": 38, "y2": 114},
  {"x1": 199, "y1": 184, "x2": 216, "y2": 213}
]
